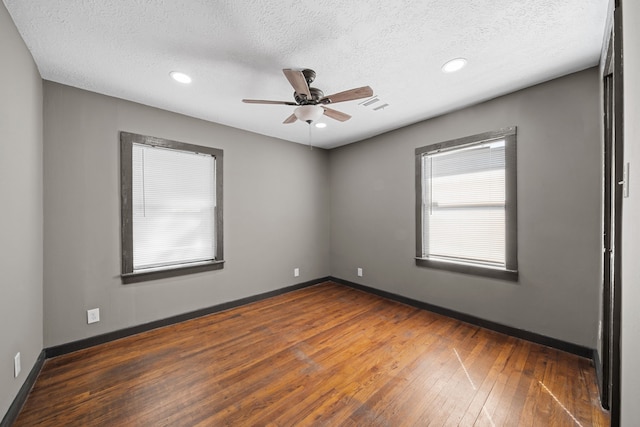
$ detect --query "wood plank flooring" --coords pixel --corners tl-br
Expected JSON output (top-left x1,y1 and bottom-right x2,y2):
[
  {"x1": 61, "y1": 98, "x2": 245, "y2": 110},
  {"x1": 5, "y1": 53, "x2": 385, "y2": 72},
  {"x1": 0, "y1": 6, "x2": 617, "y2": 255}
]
[{"x1": 14, "y1": 282, "x2": 609, "y2": 426}]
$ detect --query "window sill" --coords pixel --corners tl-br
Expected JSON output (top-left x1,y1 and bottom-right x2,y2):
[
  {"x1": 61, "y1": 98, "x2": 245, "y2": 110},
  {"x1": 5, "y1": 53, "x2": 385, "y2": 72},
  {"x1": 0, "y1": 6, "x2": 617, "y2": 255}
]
[
  {"x1": 415, "y1": 258, "x2": 518, "y2": 282},
  {"x1": 121, "y1": 260, "x2": 225, "y2": 284}
]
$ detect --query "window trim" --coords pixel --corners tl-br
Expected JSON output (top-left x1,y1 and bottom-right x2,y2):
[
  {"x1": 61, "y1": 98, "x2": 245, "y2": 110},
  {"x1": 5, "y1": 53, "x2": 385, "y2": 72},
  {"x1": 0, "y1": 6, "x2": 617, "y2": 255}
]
[
  {"x1": 415, "y1": 126, "x2": 518, "y2": 281},
  {"x1": 120, "y1": 131, "x2": 224, "y2": 284}
]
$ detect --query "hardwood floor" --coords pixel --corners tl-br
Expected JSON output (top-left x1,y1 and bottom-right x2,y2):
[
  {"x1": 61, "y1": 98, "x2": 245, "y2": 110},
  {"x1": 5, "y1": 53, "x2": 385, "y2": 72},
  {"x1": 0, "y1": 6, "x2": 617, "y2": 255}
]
[{"x1": 14, "y1": 282, "x2": 609, "y2": 426}]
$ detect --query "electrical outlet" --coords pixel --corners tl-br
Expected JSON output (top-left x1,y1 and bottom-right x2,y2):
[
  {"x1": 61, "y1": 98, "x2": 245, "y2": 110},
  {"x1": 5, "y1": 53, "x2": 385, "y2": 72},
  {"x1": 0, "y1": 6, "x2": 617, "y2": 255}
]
[
  {"x1": 294, "y1": 268, "x2": 300, "y2": 277},
  {"x1": 87, "y1": 308, "x2": 100, "y2": 324},
  {"x1": 357, "y1": 268, "x2": 363, "y2": 277},
  {"x1": 14, "y1": 352, "x2": 21, "y2": 378}
]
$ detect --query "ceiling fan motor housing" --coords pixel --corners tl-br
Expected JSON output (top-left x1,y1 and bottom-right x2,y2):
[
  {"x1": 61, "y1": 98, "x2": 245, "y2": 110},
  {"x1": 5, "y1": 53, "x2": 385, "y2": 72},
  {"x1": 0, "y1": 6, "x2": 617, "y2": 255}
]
[{"x1": 294, "y1": 87, "x2": 324, "y2": 105}]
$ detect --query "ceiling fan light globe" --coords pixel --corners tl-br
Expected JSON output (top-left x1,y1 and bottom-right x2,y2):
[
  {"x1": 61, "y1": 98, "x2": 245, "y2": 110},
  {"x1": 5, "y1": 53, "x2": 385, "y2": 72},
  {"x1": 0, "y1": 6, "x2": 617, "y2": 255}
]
[{"x1": 294, "y1": 105, "x2": 324, "y2": 123}]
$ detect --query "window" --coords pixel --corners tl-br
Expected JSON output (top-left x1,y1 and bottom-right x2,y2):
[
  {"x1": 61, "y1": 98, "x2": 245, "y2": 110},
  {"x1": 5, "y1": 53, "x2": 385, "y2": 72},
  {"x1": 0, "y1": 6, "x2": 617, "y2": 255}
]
[
  {"x1": 415, "y1": 127, "x2": 517, "y2": 281},
  {"x1": 120, "y1": 132, "x2": 224, "y2": 283}
]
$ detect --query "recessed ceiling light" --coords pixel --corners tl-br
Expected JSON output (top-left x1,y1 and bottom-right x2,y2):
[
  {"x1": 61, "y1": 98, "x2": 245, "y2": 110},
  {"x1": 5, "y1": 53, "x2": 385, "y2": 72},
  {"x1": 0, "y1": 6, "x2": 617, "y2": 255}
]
[
  {"x1": 315, "y1": 122, "x2": 327, "y2": 128},
  {"x1": 441, "y1": 58, "x2": 467, "y2": 73},
  {"x1": 170, "y1": 71, "x2": 192, "y2": 84}
]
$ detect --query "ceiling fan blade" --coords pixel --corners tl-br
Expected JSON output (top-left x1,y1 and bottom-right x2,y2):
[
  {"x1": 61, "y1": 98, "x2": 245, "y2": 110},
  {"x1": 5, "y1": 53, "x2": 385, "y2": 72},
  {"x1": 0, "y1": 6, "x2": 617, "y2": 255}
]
[
  {"x1": 283, "y1": 69, "x2": 311, "y2": 98},
  {"x1": 322, "y1": 107, "x2": 351, "y2": 122},
  {"x1": 242, "y1": 99, "x2": 297, "y2": 105},
  {"x1": 320, "y1": 86, "x2": 373, "y2": 104},
  {"x1": 283, "y1": 113, "x2": 297, "y2": 124}
]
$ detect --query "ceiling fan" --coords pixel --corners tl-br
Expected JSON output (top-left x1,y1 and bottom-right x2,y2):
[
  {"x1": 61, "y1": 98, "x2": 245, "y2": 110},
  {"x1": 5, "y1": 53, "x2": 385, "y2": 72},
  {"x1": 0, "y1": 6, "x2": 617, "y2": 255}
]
[{"x1": 242, "y1": 69, "x2": 373, "y2": 124}]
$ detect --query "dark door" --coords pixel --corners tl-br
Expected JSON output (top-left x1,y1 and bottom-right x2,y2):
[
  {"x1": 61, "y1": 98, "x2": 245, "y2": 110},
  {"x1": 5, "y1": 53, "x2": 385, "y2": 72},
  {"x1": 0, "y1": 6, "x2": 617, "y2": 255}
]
[
  {"x1": 601, "y1": 3, "x2": 623, "y2": 423},
  {"x1": 602, "y1": 68, "x2": 613, "y2": 410}
]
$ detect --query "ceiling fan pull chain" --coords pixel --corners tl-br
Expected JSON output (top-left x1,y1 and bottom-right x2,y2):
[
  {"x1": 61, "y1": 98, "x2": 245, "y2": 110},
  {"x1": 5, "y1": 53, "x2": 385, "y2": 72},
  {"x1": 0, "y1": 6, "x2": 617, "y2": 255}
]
[{"x1": 308, "y1": 123, "x2": 313, "y2": 150}]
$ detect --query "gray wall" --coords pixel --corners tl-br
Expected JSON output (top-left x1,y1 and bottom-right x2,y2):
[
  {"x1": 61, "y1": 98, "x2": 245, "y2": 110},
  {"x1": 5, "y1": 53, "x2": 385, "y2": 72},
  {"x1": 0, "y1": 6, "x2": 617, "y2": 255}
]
[
  {"x1": 330, "y1": 68, "x2": 602, "y2": 348},
  {"x1": 43, "y1": 82, "x2": 330, "y2": 347},
  {"x1": 0, "y1": 2, "x2": 43, "y2": 418},
  {"x1": 621, "y1": 0, "x2": 640, "y2": 424}
]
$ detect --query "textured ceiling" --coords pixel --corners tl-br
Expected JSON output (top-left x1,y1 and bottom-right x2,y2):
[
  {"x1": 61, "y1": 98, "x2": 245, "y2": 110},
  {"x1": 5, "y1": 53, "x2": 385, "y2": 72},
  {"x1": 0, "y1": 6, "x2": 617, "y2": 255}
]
[{"x1": 4, "y1": 0, "x2": 608, "y2": 149}]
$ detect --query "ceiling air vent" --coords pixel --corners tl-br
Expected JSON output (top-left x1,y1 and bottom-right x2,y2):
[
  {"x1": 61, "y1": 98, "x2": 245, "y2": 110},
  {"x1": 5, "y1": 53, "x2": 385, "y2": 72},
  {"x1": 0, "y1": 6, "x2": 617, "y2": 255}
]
[{"x1": 360, "y1": 96, "x2": 389, "y2": 111}]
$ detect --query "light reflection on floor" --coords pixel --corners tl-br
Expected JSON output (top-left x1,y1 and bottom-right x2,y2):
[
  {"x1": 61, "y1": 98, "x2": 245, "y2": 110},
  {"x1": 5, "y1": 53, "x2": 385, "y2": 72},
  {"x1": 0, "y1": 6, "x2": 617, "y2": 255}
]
[
  {"x1": 538, "y1": 380, "x2": 584, "y2": 427},
  {"x1": 452, "y1": 347, "x2": 586, "y2": 427},
  {"x1": 453, "y1": 348, "x2": 496, "y2": 427}
]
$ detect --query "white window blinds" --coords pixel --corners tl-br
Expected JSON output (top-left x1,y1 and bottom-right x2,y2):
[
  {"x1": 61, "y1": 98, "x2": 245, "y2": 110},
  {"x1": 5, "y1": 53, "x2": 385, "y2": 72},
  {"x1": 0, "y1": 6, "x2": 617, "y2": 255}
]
[
  {"x1": 421, "y1": 140, "x2": 506, "y2": 267},
  {"x1": 132, "y1": 143, "x2": 216, "y2": 271}
]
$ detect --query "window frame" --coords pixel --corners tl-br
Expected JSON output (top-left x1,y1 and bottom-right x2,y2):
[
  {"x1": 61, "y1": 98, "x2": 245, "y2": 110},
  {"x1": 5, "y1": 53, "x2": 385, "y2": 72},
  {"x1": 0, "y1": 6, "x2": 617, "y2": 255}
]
[
  {"x1": 120, "y1": 131, "x2": 224, "y2": 284},
  {"x1": 415, "y1": 126, "x2": 518, "y2": 281}
]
